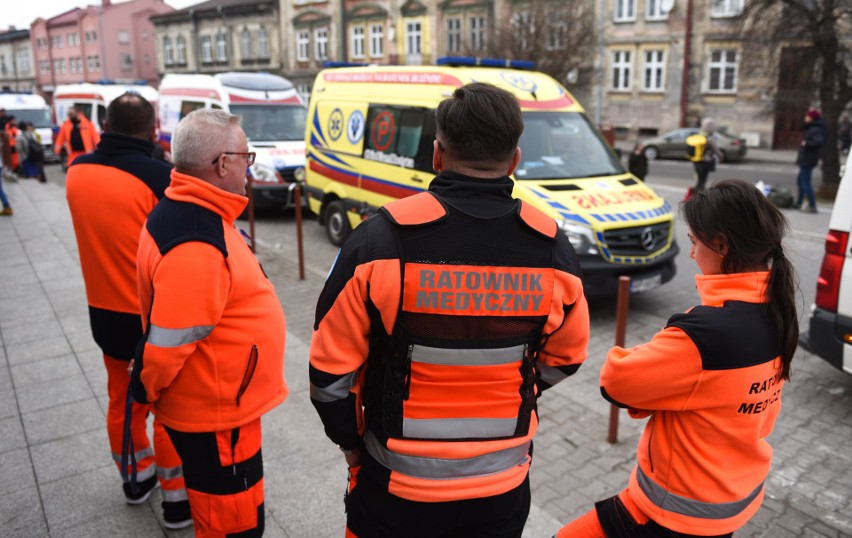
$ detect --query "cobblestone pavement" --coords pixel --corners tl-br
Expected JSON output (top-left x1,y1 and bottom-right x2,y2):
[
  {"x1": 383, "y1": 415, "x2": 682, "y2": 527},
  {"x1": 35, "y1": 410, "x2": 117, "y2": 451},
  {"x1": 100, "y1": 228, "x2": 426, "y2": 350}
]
[{"x1": 1, "y1": 167, "x2": 850, "y2": 537}]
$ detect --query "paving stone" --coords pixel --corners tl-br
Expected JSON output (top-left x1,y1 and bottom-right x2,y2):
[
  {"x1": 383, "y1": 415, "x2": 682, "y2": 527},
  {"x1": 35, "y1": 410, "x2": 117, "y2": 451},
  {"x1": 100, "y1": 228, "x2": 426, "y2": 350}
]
[
  {"x1": 0, "y1": 447, "x2": 37, "y2": 495},
  {"x1": 30, "y1": 427, "x2": 111, "y2": 485},
  {"x1": 22, "y1": 398, "x2": 104, "y2": 446},
  {"x1": 0, "y1": 486, "x2": 48, "y2": 538},
  {"x1": 10, "y1": 354, "x2": 83, "y2": 386},
  {"x1": 15, "y1": 373, "x2": 93, "y2": 414},
  {"x1": 5, "y1": 335, "x2": 73, "y2": 366},
  {"x1": 0, "y1": 415, "x2": 26, "y2": 454}
]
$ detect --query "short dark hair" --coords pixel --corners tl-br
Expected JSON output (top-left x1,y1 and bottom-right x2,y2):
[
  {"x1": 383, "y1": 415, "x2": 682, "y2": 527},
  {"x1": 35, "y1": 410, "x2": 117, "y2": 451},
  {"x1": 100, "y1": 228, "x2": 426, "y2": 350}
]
[
  {"x1": 105, "y1": 92, "x2": 155, "y2": 138},
  {"x1": 435, "y1": 82, "x2": 523, "y2": 163}
]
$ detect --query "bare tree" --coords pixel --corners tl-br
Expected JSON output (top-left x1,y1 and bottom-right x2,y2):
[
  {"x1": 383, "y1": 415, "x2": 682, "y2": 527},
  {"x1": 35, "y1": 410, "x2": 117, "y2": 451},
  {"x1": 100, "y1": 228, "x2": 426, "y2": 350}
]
[
  {"x1": 488, "y1": 0, "x2": 595, "y2": 98},
  {"x1": 739, "y1": 0, "x2": 851, "y2": 193}
]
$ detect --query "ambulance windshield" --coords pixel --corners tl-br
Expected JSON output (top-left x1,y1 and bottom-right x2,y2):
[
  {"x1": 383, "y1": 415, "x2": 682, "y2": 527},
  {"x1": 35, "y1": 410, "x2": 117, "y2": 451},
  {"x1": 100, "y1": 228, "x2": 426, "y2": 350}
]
[
  {"x1": 230, "y1": 104, "x2": 308, "y2": 142},
  {"x1": 515, "y1": 112, "x2": 624, "y2": 180}
]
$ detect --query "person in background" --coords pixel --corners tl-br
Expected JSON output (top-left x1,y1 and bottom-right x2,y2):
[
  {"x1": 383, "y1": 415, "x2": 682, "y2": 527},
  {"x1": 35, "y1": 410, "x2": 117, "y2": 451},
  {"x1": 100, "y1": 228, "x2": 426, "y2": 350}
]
[
  {"x1": 837, "y1": 113, "x2": 850, "y2": 156},
  {"x1": 555, "y1": 179, "x2": 798, "y2": 538},
  {"x1": 309, "y1": 82, "x2": 590, "y2": 537},
  {"x1": 692, "y1": 117, "x2": 723, "y2": 194},
  {"x1": 66, "y1": 93, "x2": 191, "y2": 529},
  {"x1": 55, "y1": 106, "x2": 100, "y2": 167},
  {"x1": 795, "y1": 108, "x2": 826, "y2": 213},
  {"x1": 19, "y1": 122, "x2": 45, "y2": 181},
  {"x1": 628, "y1": 141, "x2": 648, "y2": 181},
  {"x1": 0, "y1": 148, "x2": 11, "y2": 215},
  {"x1": 131, "y1": 109, "x2": 287, "y2": 537},
  {"x1": 5, "y1": 116, "x2": 20, "y2": 174}
]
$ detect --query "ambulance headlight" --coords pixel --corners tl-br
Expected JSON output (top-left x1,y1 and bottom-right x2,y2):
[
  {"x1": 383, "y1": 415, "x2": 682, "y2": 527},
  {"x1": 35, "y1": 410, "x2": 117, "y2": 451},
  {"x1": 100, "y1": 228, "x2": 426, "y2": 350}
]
[
  {"x1": 250, "y1": 163, "x2": 282, "y2": 183},
  {"x1": 294, "y1": 166, "x2": 306, "y2": 182},
  {"x1": 558, "y1": 221, "x2": 598, "y2": 255}
]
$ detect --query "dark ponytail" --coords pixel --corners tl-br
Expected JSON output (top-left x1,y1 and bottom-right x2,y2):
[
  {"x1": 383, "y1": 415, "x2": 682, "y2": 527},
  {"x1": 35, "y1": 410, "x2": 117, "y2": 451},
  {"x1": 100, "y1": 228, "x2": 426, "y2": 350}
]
[{"x1": 682, "y1": 179, "x2": 798, "y2": 379}]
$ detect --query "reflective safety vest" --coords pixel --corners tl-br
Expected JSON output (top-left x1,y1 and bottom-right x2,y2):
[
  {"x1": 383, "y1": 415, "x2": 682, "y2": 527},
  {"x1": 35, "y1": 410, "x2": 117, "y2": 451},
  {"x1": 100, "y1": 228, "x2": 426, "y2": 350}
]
[{"x1": 365, "y1": 191, "x2": 557, "y2": 462}]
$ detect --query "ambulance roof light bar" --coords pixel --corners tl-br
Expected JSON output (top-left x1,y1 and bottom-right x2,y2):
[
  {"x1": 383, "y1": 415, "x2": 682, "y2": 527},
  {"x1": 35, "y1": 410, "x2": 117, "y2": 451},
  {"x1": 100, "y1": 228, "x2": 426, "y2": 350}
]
[{"x1": 436, "y1": 56, "x2": 535, "y2": 70}]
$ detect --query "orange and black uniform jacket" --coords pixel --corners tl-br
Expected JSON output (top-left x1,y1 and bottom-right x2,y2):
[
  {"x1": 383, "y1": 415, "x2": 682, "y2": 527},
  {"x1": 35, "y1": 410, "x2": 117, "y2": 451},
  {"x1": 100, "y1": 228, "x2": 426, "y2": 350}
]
[
  {"x1": 55, "y1": 115, "x2": 100, "y2": 163},
  {"x1": 132, "y1": 170, "x2": 288, "y2": 433},
  {"x1": 309, "y1": 172, "x2": 589, "y2": 503},
  {"x1": 66, "y1": 133, "x2": 171, "y2": 359},
  {"x1": 601, "y1": 272, "x2": 783, "y2": 535}
]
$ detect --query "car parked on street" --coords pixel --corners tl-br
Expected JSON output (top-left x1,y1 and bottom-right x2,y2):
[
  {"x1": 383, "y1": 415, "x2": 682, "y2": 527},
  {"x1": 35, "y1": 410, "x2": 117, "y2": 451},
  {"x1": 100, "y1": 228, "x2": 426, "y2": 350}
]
[{"x1": 641, "y1": 128, "x2": 748, "y2": 162}]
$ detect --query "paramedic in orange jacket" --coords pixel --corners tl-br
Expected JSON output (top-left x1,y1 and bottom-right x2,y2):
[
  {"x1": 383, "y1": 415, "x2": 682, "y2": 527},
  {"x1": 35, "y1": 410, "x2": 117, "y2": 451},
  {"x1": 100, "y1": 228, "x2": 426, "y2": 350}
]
[
  {"x1": 5, "y1": 117, "x2": 20, "y2": 171},
  {"x1": 556, "y1": 179, "x2": 798, "y2": 538},
  {"x1": 310, "y1": 82, "x2": 590, "y2": 537},
  {"x1": 66, "y1": 93, "x2": 190, "y2": 528},
  {"x1": 54, "y1": 106, "x2": 100, "y2": 167},
  {"x1": 131, "y1": 108, "x2": 287, "y2": 538}
]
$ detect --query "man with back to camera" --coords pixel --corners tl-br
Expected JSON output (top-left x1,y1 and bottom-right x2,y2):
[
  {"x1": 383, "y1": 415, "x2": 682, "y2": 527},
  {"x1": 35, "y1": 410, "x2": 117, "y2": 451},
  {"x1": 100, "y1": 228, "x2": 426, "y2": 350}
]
[
  {"x1": 131, "y1": 108, "x2": 288, "y2": 537},
  {"x1": 66, "y1": 93, "x2": 191, "y2": 528},
  {"x1": 309, "y1": 82, "x2": 590, "y2": 537},
  {"x1": 55, "y1": 105, "x2": 100, "y2": 167}
]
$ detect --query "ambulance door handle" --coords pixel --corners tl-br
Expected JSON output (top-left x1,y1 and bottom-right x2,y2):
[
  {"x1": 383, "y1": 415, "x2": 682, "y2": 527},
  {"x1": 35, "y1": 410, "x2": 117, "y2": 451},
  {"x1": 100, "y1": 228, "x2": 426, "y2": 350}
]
[{"x1": 411, "y1": 176, "x2": 424, "y2": 183}]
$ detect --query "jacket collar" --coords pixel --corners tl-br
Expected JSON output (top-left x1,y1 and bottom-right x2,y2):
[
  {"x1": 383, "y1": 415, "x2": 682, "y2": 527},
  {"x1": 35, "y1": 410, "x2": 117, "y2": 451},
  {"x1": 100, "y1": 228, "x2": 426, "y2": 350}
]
[
  {"x1": 95, "y1": 133, "x2": 156, "y2": 157},
  {"x1": 695, "y1": 272, "x2": 769, "y2": 307},
  {"x1": 429, "y1": 170, "x2": 515, "y2": 200},
  {"x1": 166, "y1": 170, "x2": 247, "y2": 223}
]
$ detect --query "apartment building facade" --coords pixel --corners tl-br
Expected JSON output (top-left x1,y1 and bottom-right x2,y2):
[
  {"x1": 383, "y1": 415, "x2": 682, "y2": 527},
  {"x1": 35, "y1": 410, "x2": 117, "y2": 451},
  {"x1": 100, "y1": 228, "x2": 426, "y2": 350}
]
[
  {"x1": 31, "y1": 0, "x2": 174, "y2": 100},
  {"x1": 0, "y1": 28, "x2": 36, "y2": 93}
]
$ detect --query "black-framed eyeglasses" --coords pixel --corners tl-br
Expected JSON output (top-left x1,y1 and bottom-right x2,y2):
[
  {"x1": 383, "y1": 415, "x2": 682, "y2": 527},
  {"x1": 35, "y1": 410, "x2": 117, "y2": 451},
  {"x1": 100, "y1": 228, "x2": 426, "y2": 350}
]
[{"x1": 212, "y1": 152, "x2": 256, "y2": 166}]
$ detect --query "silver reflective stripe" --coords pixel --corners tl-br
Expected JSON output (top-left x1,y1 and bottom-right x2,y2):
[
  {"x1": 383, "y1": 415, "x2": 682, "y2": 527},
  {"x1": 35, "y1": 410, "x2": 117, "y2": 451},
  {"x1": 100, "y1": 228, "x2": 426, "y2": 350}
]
[
  {"x1": 310, "y1": 372, "x2": 359, "y2": 403},
  {"x1": 403, "y1": 417, "x2": 518, "y2": 439},
  {"x1": 537, "y1": 362, "x2": 570, "y2": 386},
  {"x1": 364, "y1": 430, "x2": 530, "y2": 480},
  {"x1": 135, "y1": 463, "x2": 157, "y2": 482},
  {"x1": 148, "y1": 324, "x2": 213, "y2": 347},
  {"x1": 157, "y1": 465, "x2": 184, "y2": 480},
  {"x1": 411, "y1": 344, "x2": 525, "y2": 366},
  {"x1": 162, "y1": 488, "x2": 189, "y2": 502},
  {"x1": 113, "y1": 446, "x2": 155, "y2": 464},
  {"x1": 636, "y1": 466, "x2": 764, "y2": 520}
]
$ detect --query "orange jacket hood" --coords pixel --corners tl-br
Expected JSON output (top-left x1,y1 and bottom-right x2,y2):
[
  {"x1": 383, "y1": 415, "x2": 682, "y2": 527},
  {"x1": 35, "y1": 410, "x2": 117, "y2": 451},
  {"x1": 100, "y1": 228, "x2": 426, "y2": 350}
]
[{"x1": 166, "y1": 170, "x2": 248, "y2": 223}]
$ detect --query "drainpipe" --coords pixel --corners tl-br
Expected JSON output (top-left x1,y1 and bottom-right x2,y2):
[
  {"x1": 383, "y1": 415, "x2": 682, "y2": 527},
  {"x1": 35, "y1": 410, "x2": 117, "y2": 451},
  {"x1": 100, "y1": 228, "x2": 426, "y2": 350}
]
[
  {"x1": 679, "y1": 0, "x2": 693, "y2": 127},
  {"x1": 595, "y1": 0, "x2": 606, "y2": 124},
  {"x1": 217, "y1": 6, "x2": 231, "y2": 69},
  {"x1": 98, "y1": 7, "x2": 107, "y2": 80}
]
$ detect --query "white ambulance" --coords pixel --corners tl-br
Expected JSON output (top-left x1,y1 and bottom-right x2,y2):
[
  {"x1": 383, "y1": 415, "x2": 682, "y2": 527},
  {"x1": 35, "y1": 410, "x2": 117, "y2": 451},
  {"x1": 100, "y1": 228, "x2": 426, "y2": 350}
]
[
  {"x1": 0, "y1": 92, "x2": 57, "y2": 162},
  {"x1": 53, "y1": 81, "x2": 159, "y2": 133},
  {"x1": 158, "y1": 72, "x2": 308, "y2": 211}
]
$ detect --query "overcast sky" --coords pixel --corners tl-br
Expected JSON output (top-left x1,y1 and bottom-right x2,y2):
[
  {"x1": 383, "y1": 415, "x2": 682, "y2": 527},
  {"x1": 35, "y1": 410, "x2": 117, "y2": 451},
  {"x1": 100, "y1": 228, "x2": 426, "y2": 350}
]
[{"x1": 9, "y1": 0, "x2": 197, "y2": 32}]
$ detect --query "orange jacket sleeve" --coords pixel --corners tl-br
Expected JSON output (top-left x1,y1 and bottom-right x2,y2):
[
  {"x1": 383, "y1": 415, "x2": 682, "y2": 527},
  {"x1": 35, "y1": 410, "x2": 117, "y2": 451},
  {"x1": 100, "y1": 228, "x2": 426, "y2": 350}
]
[
  {"x1": 140, "y1": 241, "x2": 230, "y2": 403},
  {"x1": 600, "y1": 326, "x2": 703, "y2": 412},
  {"x1": 54, "y1": 122, "x2": 67, "y2": 155}
]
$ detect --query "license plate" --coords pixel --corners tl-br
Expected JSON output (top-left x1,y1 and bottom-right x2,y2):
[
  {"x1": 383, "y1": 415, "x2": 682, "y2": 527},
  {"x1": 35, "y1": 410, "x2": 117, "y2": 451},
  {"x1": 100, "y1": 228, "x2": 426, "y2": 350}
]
[{"x1": 630, "y1": 273, "x2": 662, "y2": 293}]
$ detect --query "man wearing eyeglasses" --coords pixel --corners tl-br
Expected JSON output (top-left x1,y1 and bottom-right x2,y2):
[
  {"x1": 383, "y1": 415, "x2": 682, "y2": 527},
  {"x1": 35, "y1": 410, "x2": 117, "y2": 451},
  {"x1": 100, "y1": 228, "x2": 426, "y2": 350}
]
[{"x1": 131, "y1": 108, "x2": 287, "y2": 537}]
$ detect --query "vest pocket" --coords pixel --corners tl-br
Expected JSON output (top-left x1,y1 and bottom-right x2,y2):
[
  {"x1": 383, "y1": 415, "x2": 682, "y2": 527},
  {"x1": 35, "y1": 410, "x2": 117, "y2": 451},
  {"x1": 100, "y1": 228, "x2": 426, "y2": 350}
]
[{"x1": 236, "y1": 345, "x2": 258, "y2": 406}]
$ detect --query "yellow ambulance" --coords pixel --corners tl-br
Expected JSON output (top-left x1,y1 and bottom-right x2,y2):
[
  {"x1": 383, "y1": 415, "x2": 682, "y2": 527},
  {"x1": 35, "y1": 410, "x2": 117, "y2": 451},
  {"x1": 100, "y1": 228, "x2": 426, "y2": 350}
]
[{"x1": 304, "y1": 57, "x2": 679, "y2": 297}]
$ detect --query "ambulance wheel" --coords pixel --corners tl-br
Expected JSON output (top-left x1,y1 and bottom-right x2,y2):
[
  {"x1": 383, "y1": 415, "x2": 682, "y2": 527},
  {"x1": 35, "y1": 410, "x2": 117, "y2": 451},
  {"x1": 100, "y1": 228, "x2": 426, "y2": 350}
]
[
  {"x1": 326, "y1": 201, "x2": 352, "y2": 247},
  {"x1": 643, "y1": 146, "x2": 659, "y2": 161}
]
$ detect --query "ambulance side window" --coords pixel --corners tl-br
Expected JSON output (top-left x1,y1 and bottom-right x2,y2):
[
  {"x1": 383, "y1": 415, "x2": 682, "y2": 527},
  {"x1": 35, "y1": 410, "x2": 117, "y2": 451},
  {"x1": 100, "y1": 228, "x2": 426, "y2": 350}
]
[
  {"x1": 365, "y1": 105, "x2": 434, "y2": 173},
  {"x1": 179, "y1": 100, "x2": 205, "y2": 120},
  {"x1": 75, "y1": 103, "x2": 93, "y2": 121}
]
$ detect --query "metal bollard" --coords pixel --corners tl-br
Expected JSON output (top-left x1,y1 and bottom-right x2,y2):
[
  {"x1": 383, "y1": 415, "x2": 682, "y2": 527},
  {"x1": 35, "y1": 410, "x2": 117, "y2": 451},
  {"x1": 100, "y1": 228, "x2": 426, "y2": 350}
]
[
  {"x1": 290, "y1": 182, "x2": 305, "y2": 280},
  {"x1": 607, "y1": 275, "x2": 631, "y2": 444}
]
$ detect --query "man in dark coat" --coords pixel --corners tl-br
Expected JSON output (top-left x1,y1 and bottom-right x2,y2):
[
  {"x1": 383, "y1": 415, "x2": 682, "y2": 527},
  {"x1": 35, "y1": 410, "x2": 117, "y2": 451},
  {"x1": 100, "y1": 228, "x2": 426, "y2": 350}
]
[{"x1": 795, "y1": 108, "x2": 826, "y2": 213}]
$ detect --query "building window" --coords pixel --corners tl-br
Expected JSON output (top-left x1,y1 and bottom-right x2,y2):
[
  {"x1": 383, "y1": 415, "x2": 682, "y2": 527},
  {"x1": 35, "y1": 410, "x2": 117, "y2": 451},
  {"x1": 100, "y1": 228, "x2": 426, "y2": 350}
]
[
  {"x1": 216, "y1": 30, "x2": 228, "y2": 61},
  {"x1": 163, "y1": 36, "x2": 174, "y2": 65},
  {"x1": 118, "y1": 31, "x2": 130, "y2": 44},
  {"x1": 405, "y1": 20, "x2": 421, "y2": 55},
  {"x1": 646, "y1": 0, "x2": 668, "y2": 19},
  {"x1": 314, "y1": 27, "x2": 328, "y2": 60},
  {"x1": 40, "y1": 60, "x2": 50, "y2": 74},
  {"x1": 511, "y1": 11, "x2": 533, "y2": 52},
  {"x1": 258, "y1": 27, "x2": 269, "y2": 59},
  {"x1": 176, "y1": 35, "x2": 187, "y2": 63},
  {"x1": 201, "y1": 35, "x2": 213, "y2": 63},
  {"x1": 547, "y1": 16, "x2": 567, "y2": 51},
  {"x1": 369, "y1": 23, "x2": 383, "y2": 58},
  {"x1": 17, "y1": 50, "x2": 30, "y2": 73},
  {"x1": 446, "y1": 18, "x2": 461, "y2": 53},
  {"x1": 711, "y1": 0, "x2": 744, "y2": 17},
  {"x1": 642, "y1": 49, "x2": 665, "y2": 91},
  {"x1": 59, "y1": 59, "x2": 66, "y2": 74},
  {"x1": 90, "y1": 31, "x2": 97, "y2": 42},
  {"x1": 241, "y1": 28, "x2": 252, "y2": 59},
  {"x1": 470, "y1": 16, "x2": 486, "y2": 52},
  {"x1": 87, "y1": 55, "x2": 101, "y2": 71},
  {"x1": 67, "y1": 57, "x2": 75, "y2": 74},
  {"x1": 614, "y1": 0, "x2": 636, "y2": 21},
  {"x1": 351, "y1": 26, "x2": 365, "y2": 59},
  {"x1": 611, "y1": 50, "x2": 632, "y2": 90},
  {"x1": 296, "y1": 30, "x2": 310, "y2": 61},
  {"x1": 297, "y1": 82, "x2": 311, "y2": 103},
  {"x1": 121, "y1": 53, "x2": 132, "y2": 71},
  {"x1": 0, "y1": 56, "x2": 6, "y2": 76},
  {"x1": 707, "y1": 49, "x2": 738, "y2": 92}
]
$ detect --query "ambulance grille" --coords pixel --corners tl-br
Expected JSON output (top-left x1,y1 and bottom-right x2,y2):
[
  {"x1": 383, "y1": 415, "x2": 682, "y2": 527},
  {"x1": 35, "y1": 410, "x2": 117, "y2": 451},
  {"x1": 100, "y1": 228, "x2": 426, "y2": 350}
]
[{"x1": 602, "y1": 222, "x2": 670, "y2": 256}]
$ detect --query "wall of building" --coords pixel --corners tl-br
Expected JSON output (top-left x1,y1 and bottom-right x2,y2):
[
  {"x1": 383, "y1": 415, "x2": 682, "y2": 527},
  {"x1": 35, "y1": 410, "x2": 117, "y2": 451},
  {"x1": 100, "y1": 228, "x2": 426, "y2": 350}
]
[{"x1": 0, "y1": 32, "x2": 36, "y2": 92}]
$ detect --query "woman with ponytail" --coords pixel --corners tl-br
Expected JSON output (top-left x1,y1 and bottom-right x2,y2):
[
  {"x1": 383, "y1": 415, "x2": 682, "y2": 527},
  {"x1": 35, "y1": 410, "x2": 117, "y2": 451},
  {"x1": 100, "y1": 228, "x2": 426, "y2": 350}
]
[{"x1": 556, "y1": 179, "x2": 797, "y2": 538}]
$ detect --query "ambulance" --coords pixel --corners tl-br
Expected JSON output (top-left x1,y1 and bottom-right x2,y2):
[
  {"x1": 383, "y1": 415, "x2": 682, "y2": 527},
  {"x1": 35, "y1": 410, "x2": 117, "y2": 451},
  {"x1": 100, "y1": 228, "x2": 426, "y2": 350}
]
[
  {"x1": 0, "y1": 92, "x2": 57, "y2": 163},
  {"x1": 304, "y1": 57, "x2": 680, "y2": 297},
  {"x1": 158, "y1": 72, "x2": 308, "y2": 212},
  {"x1": 53, "y1": 82, "x2": 159, "y2": 168}
]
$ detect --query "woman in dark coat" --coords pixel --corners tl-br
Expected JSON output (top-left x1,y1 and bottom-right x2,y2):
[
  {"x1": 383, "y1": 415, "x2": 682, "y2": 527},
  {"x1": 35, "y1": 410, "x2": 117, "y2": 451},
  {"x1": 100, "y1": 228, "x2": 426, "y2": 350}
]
[{"x1": 795, "y1": 108, "x2": 826, "y2": 213}]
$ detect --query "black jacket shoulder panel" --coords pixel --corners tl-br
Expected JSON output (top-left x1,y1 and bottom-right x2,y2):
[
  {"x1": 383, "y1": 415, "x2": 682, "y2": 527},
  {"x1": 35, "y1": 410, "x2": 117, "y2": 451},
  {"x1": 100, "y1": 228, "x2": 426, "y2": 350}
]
[
  {"x1": 72, "y1": 140, "x2": 171, "y2": 200},
  {"x1": 554, "y1": 234, "x2": 583, "y2": 279},
  {"x1": 146, "y1": 199, "x2": 228, "y2": 258},
  {"x1": 667, "y1": 301, "x2": 779, "y2": 371}
]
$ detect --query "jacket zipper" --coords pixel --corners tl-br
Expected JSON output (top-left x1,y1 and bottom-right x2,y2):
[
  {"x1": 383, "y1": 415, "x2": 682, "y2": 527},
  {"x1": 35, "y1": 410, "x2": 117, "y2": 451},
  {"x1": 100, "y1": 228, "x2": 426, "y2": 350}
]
[
  {"x1": 236, "y1": 345, "x2": 258, "y2": 406},
  {"x1": 647, "y1": 414, "x2": 655, "y2": 473}
]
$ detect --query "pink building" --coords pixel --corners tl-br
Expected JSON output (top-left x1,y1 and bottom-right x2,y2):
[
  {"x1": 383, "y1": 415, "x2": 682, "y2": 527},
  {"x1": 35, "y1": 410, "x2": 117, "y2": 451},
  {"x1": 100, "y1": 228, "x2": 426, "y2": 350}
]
[{"x1": 31, "y1": 0, "x2": 174, "y2": 100}]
